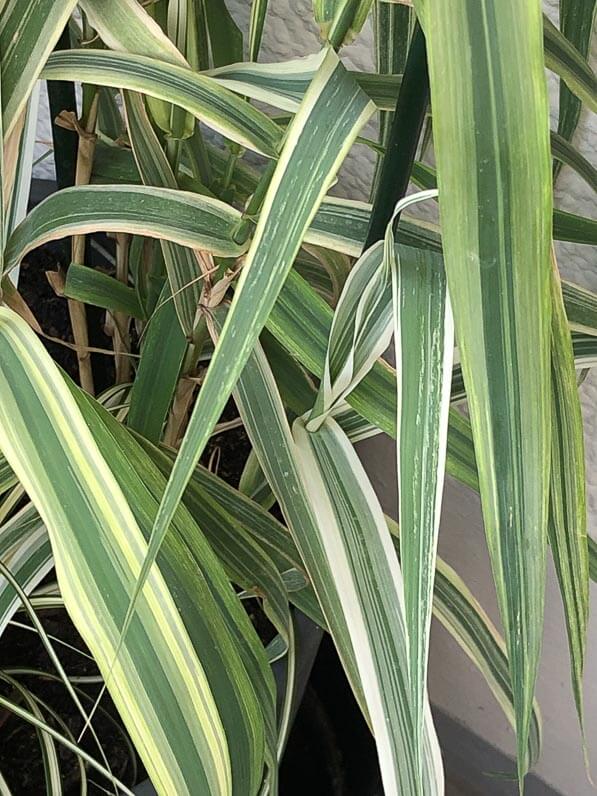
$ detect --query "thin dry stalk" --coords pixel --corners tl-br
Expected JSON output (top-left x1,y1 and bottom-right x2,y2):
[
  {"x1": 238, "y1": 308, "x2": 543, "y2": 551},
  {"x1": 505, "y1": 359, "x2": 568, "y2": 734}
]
[{"x1": 56, "y1": 95, "x2": 100, "y2": 394}]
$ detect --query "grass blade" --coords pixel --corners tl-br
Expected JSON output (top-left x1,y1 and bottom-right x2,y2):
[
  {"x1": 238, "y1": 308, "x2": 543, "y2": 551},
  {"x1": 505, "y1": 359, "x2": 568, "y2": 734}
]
[
  {"x1": 0, "y1": 505, "x2": 51, "y2": 635},
  {"x1": 123, "y1": 90, "x2": 201, "y2": 334},
  {"x1": 249, "y1": 0, "x2": 269, "y2": 61},
  {"x1": 64, "y1": 262, "x2": 146, "y2": 319},
  {"x1": 307, "y1": 240, "x2": 392, "y2": 427},
  {"x1": 127, "y1": 279, "x2": 187, "y2": 442},
  {"x1": 230, "y1": 332, "x2": 442, "y2": 794},
  {"x1": 209, "y1": 56, "x2": 402, "y2": 112},
  {"x1": 293, "y1": 415, "x2": 443, "y2": 794},
  {"x1": 550, "y1": 131, "x2": 597, "y2": 192},
  {"x1": 373, "y1": 0, "x2": 414, "y2": 192},
  {"x1": 266, "y1": 267, "x2": 479, "y2": 490}
]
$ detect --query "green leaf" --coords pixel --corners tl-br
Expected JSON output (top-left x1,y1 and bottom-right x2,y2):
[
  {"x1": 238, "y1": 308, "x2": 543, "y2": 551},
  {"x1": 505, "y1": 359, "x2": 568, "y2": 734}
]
[
  {"x1": 373, "y1": 0, "x2": 414, "y2": 192},
  {"x1": 544, "y1": 15, "x2": 597, "y2": 113},
  {"x1": 556, "y1": 0, "x2": 596, "y2": 154},
  {"x1": 123, "y1": 48, "x2": 373, "y2": 655},
  {"x1": 553, "y1": 207, "x2": 597, "y2": 245},
  {"x1": 127, "y1": 278, "x2": 187, "y2": 442},
  {"x1": 266, "y1": 268, "x2": 479, "y2": 490},
  {"x1": 307, "y1": 240, "x2": 392, "y2": 427},
  {"x1": 410, "y1": 160, "x2": 596, "y2": 247},
  {"x1": 0, "y1": 308, "x2": 272, "y2": 796},
  {"x1": 294, "y1": 415, "x2": 443, "y2": 793},
  {"x1": 64, "y1": 262, "x2": 146, "y2": 319},
  {"x1": 307, "y1": 196, "x2": 441, "y2": 256},
  {"x1": 5, "y1": 184, "x2": 245, "y2": 276},
  {"x1": 123, "y1": 90, "x2": 201, "y2": 335},
  {"x1": 562, "y1": 279, "x2": 597, "y2": 334},
  {"x1": 135, "y1": 433, "x2": 295, "y2": 755},
  {"x1": 249, "y1": 0, "x2": 269, "y2": 61},
  {"x1": 80, "y1": 0, "x2": 189, "y2": 65},
  {"x1": 550, "y1": 131, "x2": 597, "y2": 192},
  {"x1": 70, "y1": 384, "x2": 277, "y2": 791},
  {"x1": 0, "y1": 673, "x2": 62, "y2": 794},
  {"x1": 0, "y1": 504, "x2": 51, "y2": 635},
  {"x1": 588, "y1": 536, "x2": 597, "y2": 582},
  {"x1": 202, "y1": 0, "x2": 244, "y2": 67},
  {"x1": 391, "y1": 240, "x2": 453, "y2": 776},
  {"x1": 208, "y1": 53, "x2": 401, "y2": 111},
  {"x1": 0, "y1": 0, "x2": 79, "y2": 136},
  {"x1": 313, "y1": 0, "x2": 374, "y2": 48},
  {"x1": 404, "y1": 518, "x2": 543, "y2": 768},
  {"x1": 80, "y1": 0, "x2": 195, "y2": 138},
  {"x1": 43, "y1": 49, "x2": 282, "y2": 157},
  {"x1": 230, "y1": 333, "x2": 442, "y2": 794},
  {"x1": 416, "y1": 1, "x2": 552, "y2": 783},
  {"x1": 548, "y1": 261, "x2": 588, "y2": 736}
]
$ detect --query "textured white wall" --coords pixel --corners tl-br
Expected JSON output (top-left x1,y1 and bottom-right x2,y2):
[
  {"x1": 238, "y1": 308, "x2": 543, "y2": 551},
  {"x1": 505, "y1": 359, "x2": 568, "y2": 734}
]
[{"x1": 34, "y1": 2, "x2": 595, "y2": 793}]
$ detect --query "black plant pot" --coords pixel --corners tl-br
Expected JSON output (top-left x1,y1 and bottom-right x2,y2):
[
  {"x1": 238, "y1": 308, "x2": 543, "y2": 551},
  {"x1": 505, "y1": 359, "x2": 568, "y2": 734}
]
[{"x1": 280, "y1": 634, "x2": 381, "y2": 796}]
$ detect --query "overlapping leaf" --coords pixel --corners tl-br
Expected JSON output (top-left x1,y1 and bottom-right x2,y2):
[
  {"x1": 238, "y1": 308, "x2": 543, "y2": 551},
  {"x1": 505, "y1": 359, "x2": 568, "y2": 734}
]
[
  {"x1": 42, "y1": 50, "x2": 282, "y2": 157},
  {"x1": 0, "y1": 308, "x2": 268, "y2": 796},
  {"x1": 123, "y1": 48, "x2": 374, "y2": 652}
]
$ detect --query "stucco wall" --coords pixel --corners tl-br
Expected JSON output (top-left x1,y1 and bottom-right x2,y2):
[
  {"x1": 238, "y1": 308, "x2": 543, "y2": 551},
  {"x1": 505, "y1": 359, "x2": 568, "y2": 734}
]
[{"x1": 33, "y1": 3, "x2": 595, "y2": 793}]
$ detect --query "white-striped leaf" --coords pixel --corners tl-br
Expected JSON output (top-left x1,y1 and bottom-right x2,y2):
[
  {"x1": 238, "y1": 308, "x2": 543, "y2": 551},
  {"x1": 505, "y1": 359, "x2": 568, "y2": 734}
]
[
  {"x1": 392, "y1": 238, "x2": 453, "y2": 776},
  {"x1": 80, "y1": 0, "x2": 188, "y2": 66},
  {"x1": 0, "y1": 504, "x2": 51, "y2": 635},
  {"x1": 249, "y1": 0, "x2": 269, "y2": 61},
  {"x1": 4, "y1": 184, "x2": 245, "y2": 276},
  {"x1": 415, "y1": 1, "x2": 552, "y2": 782},
  {"x1": 228, "y1": 334, "x2": 443, "y2": 795},
  {"x1": 0, "y1": 0, "x2": 79, "y2": 136},
  {"x1": 549, "y1": 260, "x2": 589, "y2": 736},
  {"x1": 313, "y1": 0, "x2": 374, "y2": 48},
  {"x1": 122, "y1": 91, "x2": 200, "y2": 334},
  {"x1": 307, "y1": 240, "x2": 392, "y2": 429},
  {"x1": 293, "y1": 415, "x2": 444, "y2": 794},
  {"x1": 81, "y1": 0, "x2": 196, "y2": 139},
  {"x1": 0, "y1": 308, "x2": 267, "y2": 796},
  {"x1": 266, "y1": 267, "x2": 479, "y2": 491},
  {"x1": 42, "y1": 49, "x2": 282, "y2": 157},
  {"x1": 307, "y1": 191, "x2": 596, "y2": 259},
  {"x1": 122, "y1": 48, "x2": 374, "y2": 654}
]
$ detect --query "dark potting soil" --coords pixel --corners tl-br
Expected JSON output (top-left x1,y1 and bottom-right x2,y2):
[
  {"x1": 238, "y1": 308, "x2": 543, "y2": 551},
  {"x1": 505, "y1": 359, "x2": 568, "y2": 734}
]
[
  {"x1": 0, "y1": 612, "x2": 142, "y2": 794},
  {"x1": 18, "y1": 242, "x2": 116, "y2": 392}
]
